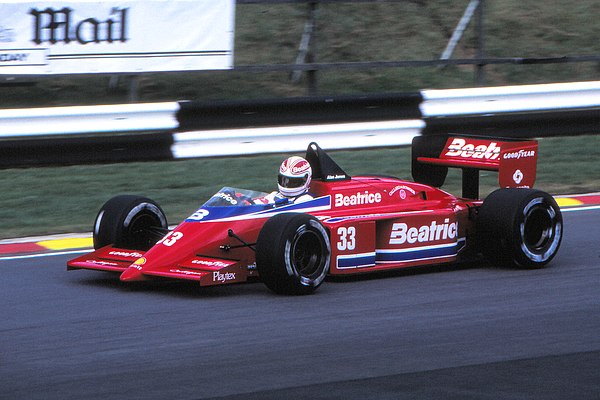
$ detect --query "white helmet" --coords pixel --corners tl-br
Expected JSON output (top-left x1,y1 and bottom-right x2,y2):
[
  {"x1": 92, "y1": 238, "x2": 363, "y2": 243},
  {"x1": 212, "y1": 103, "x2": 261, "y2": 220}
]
[{"x1": 278, "y1": 156, "x2": 312, "y2": 197}]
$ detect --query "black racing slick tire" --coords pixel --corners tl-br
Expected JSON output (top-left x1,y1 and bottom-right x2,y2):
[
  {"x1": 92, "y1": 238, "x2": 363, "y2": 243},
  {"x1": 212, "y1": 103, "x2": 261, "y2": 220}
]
[
  {"x1": 256, "y1": 213, "x2": 331, "y2": 295},
  {"x1": 477, "y1": 188, "x2": 562, "y2": 269},
  {"x1": 93, "y1": 195, "x2": 168, "y2": 251}
]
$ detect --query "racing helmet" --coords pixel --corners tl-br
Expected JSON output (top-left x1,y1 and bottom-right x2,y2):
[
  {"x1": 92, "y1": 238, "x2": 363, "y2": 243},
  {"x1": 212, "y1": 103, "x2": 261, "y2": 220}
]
[{"x1": 278, "y1": 156, "x2": 312, "y2": 197}]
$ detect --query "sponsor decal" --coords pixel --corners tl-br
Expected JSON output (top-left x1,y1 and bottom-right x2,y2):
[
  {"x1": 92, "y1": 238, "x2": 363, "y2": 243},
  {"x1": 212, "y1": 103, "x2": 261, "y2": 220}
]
[
  {"x1": 291, "y1": 164, "x2": 309, "y2": 174},
  {"x1": 513, "y1": 169, "x2": 524, "y2": 185},
  {"x1": 390, "y1": 218, "x2": 458, "y2": 245},
  {"x1": 503, "y1": 149, "x2": 536, "y2": 159},
  {"x1": 191, "y1": 259, "x2": 233, "y2": 268},
  {"x1": 133, "y1": 257, "x2": 146, "y2": 266},
  {"x1": 213, "y1": 271, "x2": 236, "y2": 282},
  {"x1": 444, "y1": 138, "x2": 501, "y2": 160},
  {"x1": 0, "y1": 53, "x2": 27, "y2": 62},
  {"x1": 0, "y1": 26, "x2": 15, "y2": 42},
  {"x1": 281, "y1": 157, "x2": 310, "y2": 175},
  {"x1": 29, "y1": 7, "x2": 129, "y2": 45},
  {"x1": 109, "y1": 250, "x2": 143, "y2": 258},
  {"x1": 85, "y1": 260, "x2": 119, "y2": 267},
  {"x1": 214, "y1": 192, "x2": 239, "y2": 205},
  {"x1": 170, "y1": 269, "x2": 204, "y2": 276},
  {"x1": 335, "y1": 191, "x2": 382, "y2": 207},
  {"x1": 389, "y1": 185, "x2": 417, "y2": 200},
  {"x1": 0, "y1": 2, "x2": 234, "y2": 75}
]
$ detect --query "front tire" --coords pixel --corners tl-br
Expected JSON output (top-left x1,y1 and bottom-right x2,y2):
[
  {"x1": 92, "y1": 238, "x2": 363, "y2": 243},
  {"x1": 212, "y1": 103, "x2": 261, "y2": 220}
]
[
  {"x1": 256, "y1": 213, "x2": 331, "y2": 295},
  {"x1": 93, "y1": 195, "x2": 168, "y2": 251},
  {"x1": 477, "y1": 188, "x2": 562, "y2": 269}
]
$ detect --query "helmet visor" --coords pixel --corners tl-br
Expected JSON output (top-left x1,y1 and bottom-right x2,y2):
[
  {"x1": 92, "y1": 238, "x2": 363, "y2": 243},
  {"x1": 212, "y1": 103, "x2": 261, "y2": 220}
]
[{"x1": 278, "y1": 173, "x2": 307, "y2": 189}]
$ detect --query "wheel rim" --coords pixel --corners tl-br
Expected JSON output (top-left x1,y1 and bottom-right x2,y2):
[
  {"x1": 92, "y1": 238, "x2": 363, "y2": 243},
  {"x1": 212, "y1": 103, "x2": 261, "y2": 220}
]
[
  {"x1": 292, "y1": 228, "x2": 326, "y2": 278},
  {"x1": 524, "y1": 207, "x2": 552, "y2": 249},
  {"x1": 520, "y1": 197, "x2": 561, "y2": 262},
  {"x1": 124, "y1": 210, "x2": 166, "y2": 250}
]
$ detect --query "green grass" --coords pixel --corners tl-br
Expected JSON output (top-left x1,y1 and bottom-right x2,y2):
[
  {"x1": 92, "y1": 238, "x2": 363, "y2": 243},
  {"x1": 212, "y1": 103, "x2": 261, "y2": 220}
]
[
  {"x1": 2, "y1": 1, "x2": 600, "y2": 107},
  {"x1": 1, "y1": 135, "x2": 598, "y2": 239}
]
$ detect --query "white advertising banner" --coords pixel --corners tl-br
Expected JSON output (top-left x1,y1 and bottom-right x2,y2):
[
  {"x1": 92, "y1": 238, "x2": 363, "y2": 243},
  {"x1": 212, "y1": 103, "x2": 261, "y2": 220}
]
[{"x1": 0, "y1": 0, "x2": 235, "y2": 74}]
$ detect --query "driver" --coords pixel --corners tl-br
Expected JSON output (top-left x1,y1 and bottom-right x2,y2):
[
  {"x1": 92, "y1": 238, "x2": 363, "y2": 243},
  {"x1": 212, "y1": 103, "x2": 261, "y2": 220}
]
[{"x1": 255, "y1": 156, "x2": 314, "y2": 204}]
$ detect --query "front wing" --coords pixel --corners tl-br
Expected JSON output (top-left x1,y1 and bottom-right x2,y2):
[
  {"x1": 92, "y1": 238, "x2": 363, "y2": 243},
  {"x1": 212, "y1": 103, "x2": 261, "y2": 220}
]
[{"x1": 67, "y1": 246, "x2": 253, "y2": 286}]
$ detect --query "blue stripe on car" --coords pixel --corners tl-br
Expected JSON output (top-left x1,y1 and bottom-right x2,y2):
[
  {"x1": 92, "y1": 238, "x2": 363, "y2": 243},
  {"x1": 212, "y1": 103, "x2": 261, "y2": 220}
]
[{"x1": 376, "y1": 240, "x2": 465, "y2": 263}]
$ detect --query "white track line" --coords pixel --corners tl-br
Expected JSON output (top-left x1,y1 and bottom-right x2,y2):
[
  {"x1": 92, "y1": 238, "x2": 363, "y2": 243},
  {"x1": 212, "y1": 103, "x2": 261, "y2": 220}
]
[
  {"x1": 0, "y1": 249, "x2": 91, "y2": 262},
  {"x1": 561, "y1": 205, "x2": 600, "y2": 212}
]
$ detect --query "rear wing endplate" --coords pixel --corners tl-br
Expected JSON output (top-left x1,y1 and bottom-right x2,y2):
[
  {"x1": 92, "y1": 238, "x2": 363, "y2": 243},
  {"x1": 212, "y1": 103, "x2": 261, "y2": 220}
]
[{"x1": 412, "y1": 135, "x2": 538, "y2": 199}]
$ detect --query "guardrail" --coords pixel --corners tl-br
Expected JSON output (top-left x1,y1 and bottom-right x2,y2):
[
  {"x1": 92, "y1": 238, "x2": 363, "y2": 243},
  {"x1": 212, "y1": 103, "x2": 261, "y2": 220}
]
[
  {"x1": 420, "y1": 81, "x2": 600, "y2": 116},
  {"x1": 0, "y1": 102, "x2": 180, "y2": 138},
  {"x1": 0, "y1": 81, "x2": 598, "y2": 168},
  {"x1": 173, "y1": 120, "x2": 425, "y2": 158},
  {"x1": 420, "y1": 81, "x2": 600, "y2": 138}
]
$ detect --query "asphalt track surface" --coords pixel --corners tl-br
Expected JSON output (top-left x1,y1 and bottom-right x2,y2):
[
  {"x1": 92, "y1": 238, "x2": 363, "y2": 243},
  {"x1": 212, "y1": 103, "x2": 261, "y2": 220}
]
[{"x1": 1, "y1": 209, "x2": 598, "y2": 400}]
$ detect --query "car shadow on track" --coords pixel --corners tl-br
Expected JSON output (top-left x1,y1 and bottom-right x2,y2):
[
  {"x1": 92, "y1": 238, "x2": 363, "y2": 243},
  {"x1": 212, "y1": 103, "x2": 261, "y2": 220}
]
[
  {"x1": 69, "y1": 259, "x2": 504, "y2": 299},
  {"x1": 325, "y1": 260, "x2": 486, "y2": 284},
  {"x1": 69, "y1": 271, "x2": 270, "y2": 299}
]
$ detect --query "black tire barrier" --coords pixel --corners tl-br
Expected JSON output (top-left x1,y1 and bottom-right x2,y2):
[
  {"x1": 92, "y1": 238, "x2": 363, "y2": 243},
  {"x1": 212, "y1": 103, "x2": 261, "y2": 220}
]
[
  {"x1": 177, "y1": 92, "x2": 424, "y2": 131},
  {"x1": 422, "y1": 108, "x2": 600, "y2": 138},
  {"x1": 0, "y1": 132, "x2": 175, "y2": 168}
]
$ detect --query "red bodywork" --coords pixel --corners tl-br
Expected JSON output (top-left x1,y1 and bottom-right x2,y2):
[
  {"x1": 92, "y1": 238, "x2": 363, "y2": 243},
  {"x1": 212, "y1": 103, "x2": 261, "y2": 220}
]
[{"x1": 68, "y1": 136, "x2": 538, "y2": 287}]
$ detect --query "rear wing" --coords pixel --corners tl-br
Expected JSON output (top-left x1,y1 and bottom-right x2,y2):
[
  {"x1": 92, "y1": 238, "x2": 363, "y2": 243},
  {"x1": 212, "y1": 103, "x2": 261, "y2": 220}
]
[{"x1": 412, "y1": 135, "x2": 538, "y2": 199}]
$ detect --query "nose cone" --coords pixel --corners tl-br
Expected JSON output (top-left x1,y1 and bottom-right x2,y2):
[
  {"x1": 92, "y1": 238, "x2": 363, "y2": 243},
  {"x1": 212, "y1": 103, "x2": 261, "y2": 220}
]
[
  {"x1": 120, "y1": 257, "x2": 148, "y2": 281},
  {"x1": 120, "y1": 266, "x2": 147, "y2": 281}
]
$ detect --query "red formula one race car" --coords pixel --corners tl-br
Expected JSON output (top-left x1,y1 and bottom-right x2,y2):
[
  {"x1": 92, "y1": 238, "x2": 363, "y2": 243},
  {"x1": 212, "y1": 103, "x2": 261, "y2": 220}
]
[{"x1": 68, "y1": 136, "x2": 562, "y2": 295}]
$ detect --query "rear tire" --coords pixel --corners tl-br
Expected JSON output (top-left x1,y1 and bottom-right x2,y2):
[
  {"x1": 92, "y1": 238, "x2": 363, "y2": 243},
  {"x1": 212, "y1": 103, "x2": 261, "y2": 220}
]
[
  {"x1": 256, "y1": 213, "x2": 330, "y2": 295},
  {"x1": 477, "y1": 188, "x2": 562, "y2": 269},
  {"x1": 93, "y1": 195, "x2": 168, "y2": 251}
]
